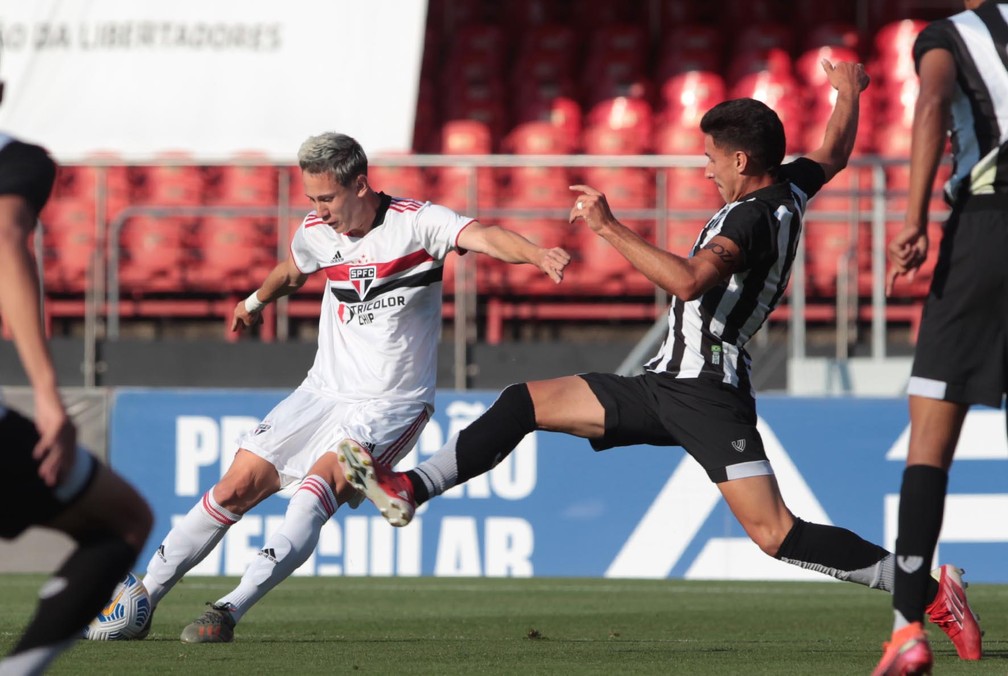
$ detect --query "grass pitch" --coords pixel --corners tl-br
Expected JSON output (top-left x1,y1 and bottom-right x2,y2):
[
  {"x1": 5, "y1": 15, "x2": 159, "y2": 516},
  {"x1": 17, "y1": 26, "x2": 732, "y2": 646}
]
[{"x1": 1, "y1": 575, "x2": 1005, "y2": 675}]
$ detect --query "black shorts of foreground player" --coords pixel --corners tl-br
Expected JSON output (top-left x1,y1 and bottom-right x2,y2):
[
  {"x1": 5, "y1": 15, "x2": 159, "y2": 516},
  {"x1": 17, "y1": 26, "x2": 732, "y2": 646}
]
[{"x1": 339, "y1": 60, "x2": 981, "y2": 664}]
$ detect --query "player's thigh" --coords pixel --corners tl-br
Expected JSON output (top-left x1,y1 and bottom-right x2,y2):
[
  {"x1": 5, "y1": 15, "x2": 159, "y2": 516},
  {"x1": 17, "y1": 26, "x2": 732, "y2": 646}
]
[
  {"x1": 213, "y1": 448, "x2": 282, "y2": 511},
  {"x1": 44, "y1": 463, "x2": 152, "y2": 551},
  {"x1": 527, "y1": 375, "x2": 606, "y2": 437}
]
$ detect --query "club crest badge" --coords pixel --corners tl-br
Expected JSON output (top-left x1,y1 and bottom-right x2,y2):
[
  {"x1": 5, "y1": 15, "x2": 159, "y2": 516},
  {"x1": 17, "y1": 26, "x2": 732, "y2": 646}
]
[{"x1": 349, "y1": 265, "x2": 377, "y2": 300}]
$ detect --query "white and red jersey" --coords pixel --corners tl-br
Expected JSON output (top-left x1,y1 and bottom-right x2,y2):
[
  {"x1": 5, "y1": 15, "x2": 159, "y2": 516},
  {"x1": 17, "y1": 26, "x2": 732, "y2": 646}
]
[{"x1": 290, "y1": 193, "x2": 473, "y2": 405}]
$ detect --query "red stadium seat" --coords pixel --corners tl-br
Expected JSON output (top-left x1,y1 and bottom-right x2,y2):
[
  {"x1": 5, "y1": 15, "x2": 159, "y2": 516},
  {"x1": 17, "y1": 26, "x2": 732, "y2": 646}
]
[
  {"x1": 581, "y1": 167, "x2": 653, "y2": 209},
  {"x1": 368, "y1": 164, "x2": 427, "y2": 200},
  {"x1": 133, "y1": 162, "x2": 204, "y2": 206},
  {"x1": 504, "y1": 121, "x2": 574, "y2": 155},
  {"x1": 726, "y1": 47, "x2": 793, "y2": 87},
  {"x1": 586, "y1": 96, "x2": 653, "y2": 139},
  {"x1": 117, "y1": 216, "x2": 192, "y2": 293},
  {"x1": 736, "y1": 22, "x2": 794, "y2": 54},
  {"x1": 40, "y1": 198, "x2": 96, "y2": 293},
  {"x1": 206, "y1": 161, "x2": 278, "y2": 206},
  {"x1": 441, "y1": 119, "x2": 493, "y2": 155},
  {"x1": 803, "y1": 221, "x2": 857, "y2": 297},
  {"x1": 664, "y1": 169, "x2": 722, "y2": 211},
  {"x1": 582, "y1": 124, "x2": 649, "y2": 155},
  {"x1": 504, "y1": 165, "x2": 572, "y2": 208},
  {"x1": 653, "y1": 121, "x2": 706, "y2": 155},
  {"x1": 511, "y1": 84, "x2": 582, "y2": 150},
  {"x1": 191, "y1": 216, "x2": 275, "y2": 291},
  {"x1": 873, "y1": 20, "x2": 926, "y2": 86},
  {"x1": 803, "y1": 22, "x2": 860, "y2": 51},
  {"x1": 657, "y1": 70, "x2": 727, "y2": 129}
]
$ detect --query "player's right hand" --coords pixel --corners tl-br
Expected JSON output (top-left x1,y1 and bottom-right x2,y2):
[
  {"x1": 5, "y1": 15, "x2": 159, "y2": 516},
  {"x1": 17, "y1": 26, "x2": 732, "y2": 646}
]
[
  {"x1": 231, "y1": 301, "x2": 263, "y2": 332},
  {"x1": 32, "y1": 389, "x2": 77, "y2": 487},
  {"x1": 536, "y1": 246, "x2": 571, "y2": 283},
  {"x1": 885, "y1": 225, "x2": 929, "y2": 295}
]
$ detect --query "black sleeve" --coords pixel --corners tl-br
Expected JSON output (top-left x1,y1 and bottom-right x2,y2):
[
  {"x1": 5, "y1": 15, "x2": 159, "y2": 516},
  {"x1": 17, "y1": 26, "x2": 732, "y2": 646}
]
[
  {"x1": 776, "y1": 156, "x2": 826, "y2": 203},
  {"x1": 715, "y1": 202, "x2": 775, "y2": 272},
  {"x1": 913, "y1": 20, "x2": 955, "y2": 72},
  {"x1": 0, "y1": 140, "x2": 57, "y2": 214}
]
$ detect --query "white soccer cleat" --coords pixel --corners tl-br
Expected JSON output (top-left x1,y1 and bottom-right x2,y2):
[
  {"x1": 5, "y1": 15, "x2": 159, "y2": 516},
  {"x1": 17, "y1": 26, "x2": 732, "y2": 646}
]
[{"x1": 337, "y1": 439, "x2": 415, "y2": 527}]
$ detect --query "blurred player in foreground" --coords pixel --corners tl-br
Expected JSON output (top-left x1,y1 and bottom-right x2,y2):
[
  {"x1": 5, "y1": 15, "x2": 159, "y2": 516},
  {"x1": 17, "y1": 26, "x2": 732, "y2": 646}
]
[
  {"x1": 139, "y1": 132, "x2": 570, "y2": 642},
  {"x1": 875, "y1": 1, "x2": 1004, "y2": 673},
  {"x1": 0, "y1": 84, "x2": 152, "y2": 673},
  {"x1": 340, "y1": 61, "x2": 981, "y2": 665}
]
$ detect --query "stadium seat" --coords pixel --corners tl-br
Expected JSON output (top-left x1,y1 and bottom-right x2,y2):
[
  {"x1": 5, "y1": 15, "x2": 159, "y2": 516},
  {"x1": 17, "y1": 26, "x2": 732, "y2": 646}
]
[
  {"x1": 735, "y1": 22, "x2": 794, "y2": 54},
  {"x1": 504, "y1": 165, "x2": 572, "y2": 209},
  {"x1": 657, "y1": 70, "x2": 727, "y2": 129},
  {"x1": 873, "y1": 20, "x2": 926, "y2": 85},
  {"x1": 581, "y1": 167, "x2": 654, "y2": 211},
  {"x1": 511, "y1": 83, "x2": 582, "y2": 150},
  {"x1": 133, "y1": 162, "x2": 205, "y2": 206},
  {"x1": 441, "y1": 119, "x2": 493, "y2": 155},
  {"x1": 664, "y1": 169, "x2": 721, "y2": 211},
  {"x1": 652, "y1": 120, "x2": 706, "y2": 155},
  {"x1": 582, "y1": 123, "x2": 649, "y2": 155},
  {"x1": 191, "y1": 216, "x2": 275, "y2": 292},
  {"x1": 40, "y1": 198, "x2": 96, "y2": 293},
  {"x1": 586, "y1": 96, "x2": 653, "y2": 141},
  {"x1": 116, "y1": 216, "x2": 192, "y2": 293},
  {"x1": 726, "y1": 47, "x2": 793, "y2": 87},
  {"x1": 802, "y1": 22, "x2": 860, "y2": 51},
  {"x1": 803, "y1": 220, "x2": 860, "y2": 297},
  {"x1": 368, "y1": 164, "x2": 427, "y2": 200},
  {"x1": 503, "y1": 121, "x2": 574, "y2": 155},
  {"x1": 206, "y1": 161, "x2": 278, "y2": 206}
]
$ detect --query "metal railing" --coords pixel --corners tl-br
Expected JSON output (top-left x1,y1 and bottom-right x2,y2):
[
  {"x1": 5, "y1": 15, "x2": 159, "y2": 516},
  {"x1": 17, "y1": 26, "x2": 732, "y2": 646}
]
[{"x1": 41, "y1": 153, "x2": 944, "y2": 389}]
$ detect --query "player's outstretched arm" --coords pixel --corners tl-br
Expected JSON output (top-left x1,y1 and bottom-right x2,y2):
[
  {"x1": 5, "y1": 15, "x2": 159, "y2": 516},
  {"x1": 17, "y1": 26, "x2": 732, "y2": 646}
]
[
  {"x1": 232, "y1": 256, "x2": 310, "y2": 332},
  {"x1": 0, "y1": 195, "x2": 76, "y2": 486},
  {"x1": 804, "y1": 60, "x2": 870, "y2": 183},
  {"x1": 569, "y1": 185, "x2": 734, "y2": 300},
  {"x1": 456, "y1": 220, "x2": 570, "y2": 284}
]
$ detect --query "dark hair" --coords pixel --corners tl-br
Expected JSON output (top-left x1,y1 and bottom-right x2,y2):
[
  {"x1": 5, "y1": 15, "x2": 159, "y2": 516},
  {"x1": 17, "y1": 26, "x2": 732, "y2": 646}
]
[
  {"x1": 699, "y1": 98, "x2": 785, "y2": 173},
  {"x1": 297, "y1": 132, "x2": 368, "y2": 187}
]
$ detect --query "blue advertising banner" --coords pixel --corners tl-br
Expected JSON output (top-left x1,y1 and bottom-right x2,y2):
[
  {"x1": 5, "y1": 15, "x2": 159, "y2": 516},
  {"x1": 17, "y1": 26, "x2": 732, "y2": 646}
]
[{"x1": 109, "y1": 390, "x2": 1008, "y2": 582}]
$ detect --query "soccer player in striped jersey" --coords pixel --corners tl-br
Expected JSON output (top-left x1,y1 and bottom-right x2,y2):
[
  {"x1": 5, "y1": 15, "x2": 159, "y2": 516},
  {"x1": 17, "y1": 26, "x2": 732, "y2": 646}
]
[
  {"x1": 875, "y1": 1, "x2": 1005, "y2": 673},
  {"x1": 340, "y1": 60, "x2": 979, "y2": 663},
  {"x1": 139, "y1": 132, "x2": 571, "y2": 643},
  {"x1": 0, "y1": 96, "x2": 152, "y2": 672}
]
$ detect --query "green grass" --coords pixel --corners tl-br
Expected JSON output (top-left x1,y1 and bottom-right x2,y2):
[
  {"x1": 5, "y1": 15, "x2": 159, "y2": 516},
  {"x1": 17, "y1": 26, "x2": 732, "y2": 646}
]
[{"x1": 1, "y1": 576, "x2": 1006, "y2": 675}]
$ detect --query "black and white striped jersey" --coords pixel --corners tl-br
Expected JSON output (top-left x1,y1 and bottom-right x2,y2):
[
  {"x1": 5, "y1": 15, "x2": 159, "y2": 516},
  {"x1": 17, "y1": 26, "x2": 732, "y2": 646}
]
[
  {"x1": 645, "y1": 158, "x2": 826, "y2": 393},
  {"x1": 914, "y1": 1, "x2": 1008, "y2": 202}
]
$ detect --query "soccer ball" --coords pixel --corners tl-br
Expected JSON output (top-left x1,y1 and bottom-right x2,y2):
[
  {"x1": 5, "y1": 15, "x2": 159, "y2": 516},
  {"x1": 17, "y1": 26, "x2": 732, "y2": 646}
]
[{"x1": 83, "y1": 572, "x2": 152, "y2": 640}]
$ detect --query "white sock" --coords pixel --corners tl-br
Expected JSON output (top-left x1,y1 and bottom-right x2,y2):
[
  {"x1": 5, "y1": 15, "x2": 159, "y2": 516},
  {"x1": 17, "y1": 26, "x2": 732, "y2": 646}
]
[
  {"x1": 0, "y1": 639, "x2": 74, "y2": 676},
  {"x1": 412, "y1": 432, "x2": 460, "y2": 499},
  {"x1": 142, "y1": 490, "x2": 240, "y2": 607},
  {"x1": 217, "y1": 475, "x2": 336, "y2": 623}
]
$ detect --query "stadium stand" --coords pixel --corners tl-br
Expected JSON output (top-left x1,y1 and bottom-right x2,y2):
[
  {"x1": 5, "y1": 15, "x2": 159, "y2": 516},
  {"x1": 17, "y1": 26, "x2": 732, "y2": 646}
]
[{"x1": 41, "y1": 0, "x2": 953, "y2": 345}]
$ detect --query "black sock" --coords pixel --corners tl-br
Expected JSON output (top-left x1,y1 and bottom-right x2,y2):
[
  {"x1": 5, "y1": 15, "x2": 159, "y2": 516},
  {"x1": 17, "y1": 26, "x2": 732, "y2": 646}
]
[
  {"x1": 9, "y1": 535, "x2": 137, "y2": 656},
  {"x1": 774, "y1": 519, "x2": 887, "y2": 576},
  {"x1": 894, "y1": 464, "x2": 948, "y2": 623},
  {"x1": 406, "y1": 383, "x2": 536, "y2": 506}
]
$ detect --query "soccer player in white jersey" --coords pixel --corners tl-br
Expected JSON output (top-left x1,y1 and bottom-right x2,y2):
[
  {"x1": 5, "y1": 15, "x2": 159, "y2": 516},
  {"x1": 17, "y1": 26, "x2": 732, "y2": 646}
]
[
  {"x1": 0, "y1": 84, "x2": 152, "y2": 672},
  {"x1": 139, "y1": 132, "x2": 571, "y2": 643},
  {"x1": 340, "y1": 61, "x2": 981, "y2": 664}
]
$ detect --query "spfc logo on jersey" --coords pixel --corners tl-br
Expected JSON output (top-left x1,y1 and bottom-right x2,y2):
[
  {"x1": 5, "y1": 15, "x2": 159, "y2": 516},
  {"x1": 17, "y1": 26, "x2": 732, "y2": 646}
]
[{"x1": 349, "y1": 265, "x2": 377, "y2": 300}]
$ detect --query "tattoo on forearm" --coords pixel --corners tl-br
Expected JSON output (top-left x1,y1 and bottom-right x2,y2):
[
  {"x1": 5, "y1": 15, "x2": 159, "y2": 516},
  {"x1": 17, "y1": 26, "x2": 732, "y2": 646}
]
[{"x1": 704, "y1": 242, "x2": 735, "y2": 264}]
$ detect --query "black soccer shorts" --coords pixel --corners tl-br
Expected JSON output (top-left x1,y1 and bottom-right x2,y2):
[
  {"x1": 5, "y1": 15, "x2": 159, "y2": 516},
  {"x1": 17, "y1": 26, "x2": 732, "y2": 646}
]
[
  {"x1": 579, "y1": 371, "x2": 773, "y2": 483},
  {"x1": 910, "y1": 206, "x2": 1008, "y2": 408},
  {"x1": 0, "y1": 407, "x2": 98, "y2": 538}
]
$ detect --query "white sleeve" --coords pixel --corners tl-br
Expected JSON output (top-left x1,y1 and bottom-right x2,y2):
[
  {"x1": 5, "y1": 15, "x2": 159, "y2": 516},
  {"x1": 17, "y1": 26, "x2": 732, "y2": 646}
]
[
  {"x1": 289, "y1": 222, "x2": 320, "y2": 274},
  {"x1": 414, "y1": 202, "x2": 474, "y2": 260}
]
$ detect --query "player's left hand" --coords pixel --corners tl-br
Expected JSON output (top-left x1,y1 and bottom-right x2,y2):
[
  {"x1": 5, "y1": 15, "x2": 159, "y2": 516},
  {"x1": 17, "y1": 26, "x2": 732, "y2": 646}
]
[
  {"x1": 536, "y1": 246, "x2": 571, "y2": 283},
  {"x1": 821, "y1": 59, "x2": 870, "y2": 94},
  {"x1": 32, "y1": 389, "x2": 77, "y2": 487},
  {"x1": 569, "y1": 184, "x2": 617, "y2": 233}
]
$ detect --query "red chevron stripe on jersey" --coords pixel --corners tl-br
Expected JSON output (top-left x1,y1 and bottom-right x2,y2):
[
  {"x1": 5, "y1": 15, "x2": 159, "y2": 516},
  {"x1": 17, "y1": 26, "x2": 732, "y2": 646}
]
[
  {"x1": 323, "y1": 248, "x2": 433, "y2": 281},
  {"x1": 388, "y1": 198, "x2": 423, "y2": 213},
  {"x1": 303, "y1": 213, "x2": 325, "y2": 228}
]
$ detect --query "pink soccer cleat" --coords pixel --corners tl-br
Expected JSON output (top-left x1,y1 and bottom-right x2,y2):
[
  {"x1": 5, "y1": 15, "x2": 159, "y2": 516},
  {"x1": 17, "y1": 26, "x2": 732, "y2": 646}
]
[
  {"x1": 337, "y1": 439, "x2": 416, "y2": 527},
  {"x1": 925, "y1": 565, "x2": 983, "y2": 660},
  {"x1": 872, "y1": 622, "x2": 932, "y2": 676}
]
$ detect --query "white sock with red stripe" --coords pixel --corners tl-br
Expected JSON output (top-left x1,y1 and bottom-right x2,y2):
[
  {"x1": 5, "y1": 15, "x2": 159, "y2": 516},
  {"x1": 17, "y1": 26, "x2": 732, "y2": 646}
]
[
  {"x1": 143, "y1": 490, "x2": 240, "y2": 607},
  {"x1": 216, "y1": 475, "x2": 337, "y2": 622}
]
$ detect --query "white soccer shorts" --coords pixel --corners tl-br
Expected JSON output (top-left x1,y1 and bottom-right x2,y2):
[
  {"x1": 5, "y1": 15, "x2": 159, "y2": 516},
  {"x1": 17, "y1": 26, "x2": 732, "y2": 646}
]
[{"x1": 237, "y1": 386, "x2": 431, "y2": 491}]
